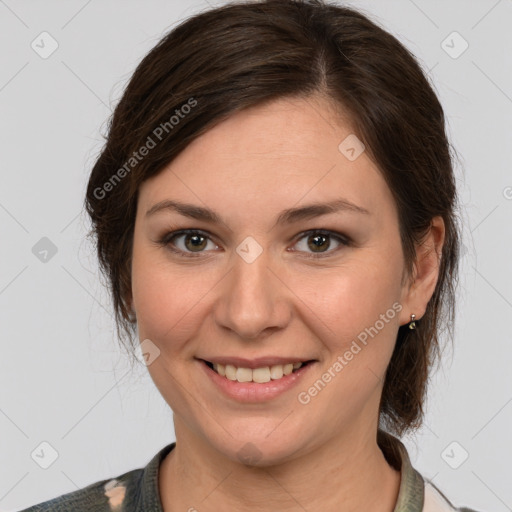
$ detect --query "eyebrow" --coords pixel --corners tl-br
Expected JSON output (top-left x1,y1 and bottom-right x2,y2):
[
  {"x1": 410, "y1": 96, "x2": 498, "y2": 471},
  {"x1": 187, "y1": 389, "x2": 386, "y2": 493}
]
[{"x1": 145, "y1": 198, "x2": 370, "y2": 226}]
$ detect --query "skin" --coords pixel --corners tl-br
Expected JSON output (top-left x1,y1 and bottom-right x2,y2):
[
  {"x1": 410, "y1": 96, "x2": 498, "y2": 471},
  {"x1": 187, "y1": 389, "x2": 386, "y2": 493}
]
[{"x1": 129, "y1": 94, "x2": 445, "y2": 511}]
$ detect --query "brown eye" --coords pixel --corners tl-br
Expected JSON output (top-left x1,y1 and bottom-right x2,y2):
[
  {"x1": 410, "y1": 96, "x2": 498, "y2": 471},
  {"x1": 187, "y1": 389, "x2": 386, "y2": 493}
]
[
  {"x1": 160, "y1": 229, "x2": 218, "y2": 257},
  {"x1": 307, "y1": 233, "x2": 330, "y2": 253},
  {"x1": 183, "y1": 233, "x2": 208, "y2": 252},
  {"x1": 292, "y1": 230, "x2": 349, "y2": 258}
]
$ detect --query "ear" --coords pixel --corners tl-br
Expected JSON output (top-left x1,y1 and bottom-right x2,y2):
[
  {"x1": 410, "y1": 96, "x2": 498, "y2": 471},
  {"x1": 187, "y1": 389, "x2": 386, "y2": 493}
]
[{"x1": 399, "y1": 216, "x2": 445, "y2": 326}]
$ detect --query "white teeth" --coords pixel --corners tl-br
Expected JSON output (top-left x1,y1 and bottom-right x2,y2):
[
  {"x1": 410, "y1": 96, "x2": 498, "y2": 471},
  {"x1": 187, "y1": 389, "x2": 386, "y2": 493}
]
[
  {"x1": 210, "y1": 361, "x2": 305, "y2": 383},
  {"x1": 283, "y1": 363, "x2": 293, "y2": 376},
  {"x1": 236, "y1": 367, "x2": 253, "y2": 382},
  {"x1": 252, "y1": 367, "x2": 271, "y2": 383},
  {"x1": 225, "y1": 364, "x2": 237, "y2": 381},
  {"x1": 269, "y1": 364, "x2": 283, "y2": 380}
]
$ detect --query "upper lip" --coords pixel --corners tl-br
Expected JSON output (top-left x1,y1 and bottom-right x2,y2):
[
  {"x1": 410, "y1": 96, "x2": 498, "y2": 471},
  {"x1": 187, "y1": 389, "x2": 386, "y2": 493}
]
[{"x1": 198, "y1": 356, "x2": 315, "y2": 369}]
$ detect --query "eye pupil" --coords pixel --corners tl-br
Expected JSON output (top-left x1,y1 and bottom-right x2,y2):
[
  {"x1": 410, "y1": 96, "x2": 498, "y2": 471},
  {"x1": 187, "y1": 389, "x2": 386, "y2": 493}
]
[
  {"x1": 186, "y1": 234, "x2": 207, "y2": 251},
  {"x1": 308, "y1": 234, "x2": 329, "y2": 252}
]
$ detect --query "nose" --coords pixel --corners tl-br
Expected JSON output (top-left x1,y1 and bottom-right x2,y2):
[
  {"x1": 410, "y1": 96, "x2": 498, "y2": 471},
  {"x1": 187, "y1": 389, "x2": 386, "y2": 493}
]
[{"x1": 213, "y1": 245, "x2": 291, "y2": 341}]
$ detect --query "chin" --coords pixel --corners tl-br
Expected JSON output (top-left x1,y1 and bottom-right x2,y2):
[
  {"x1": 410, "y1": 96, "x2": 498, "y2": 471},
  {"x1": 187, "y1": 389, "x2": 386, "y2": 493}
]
[{"x1": 205, "y1": 427, "x2": 310, "y2": 468}]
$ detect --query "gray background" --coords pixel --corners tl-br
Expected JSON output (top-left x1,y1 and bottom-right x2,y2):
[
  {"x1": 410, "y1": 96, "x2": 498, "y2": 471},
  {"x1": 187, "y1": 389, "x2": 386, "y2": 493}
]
[{"x1": 1, "y1": 0, "x2": 511, "y2": 510}]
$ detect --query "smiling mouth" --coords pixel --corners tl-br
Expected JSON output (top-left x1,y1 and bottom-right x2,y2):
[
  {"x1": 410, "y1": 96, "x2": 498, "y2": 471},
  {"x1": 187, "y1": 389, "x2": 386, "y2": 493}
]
[{"x1": 202, "y1": 360, "x2": 315, "y2": 384}]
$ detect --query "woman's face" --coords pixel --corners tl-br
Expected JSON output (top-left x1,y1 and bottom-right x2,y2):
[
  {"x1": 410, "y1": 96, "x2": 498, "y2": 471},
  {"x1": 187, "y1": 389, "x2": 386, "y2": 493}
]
[{"x1": 130, "y1": 95, "x2": 416, "y2": 464}]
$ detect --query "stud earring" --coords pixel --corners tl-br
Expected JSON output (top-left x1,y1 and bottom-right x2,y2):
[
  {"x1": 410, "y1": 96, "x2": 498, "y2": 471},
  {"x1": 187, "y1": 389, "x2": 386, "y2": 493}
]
[{"x1": 408, "y1": 314, "x2": 416, "y2": 330}]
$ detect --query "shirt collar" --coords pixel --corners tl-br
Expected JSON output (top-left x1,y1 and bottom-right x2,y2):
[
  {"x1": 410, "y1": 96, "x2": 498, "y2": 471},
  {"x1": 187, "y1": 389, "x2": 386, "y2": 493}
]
[{"x1": 378, "y1": 429, "x2": 425, "y2": 511}]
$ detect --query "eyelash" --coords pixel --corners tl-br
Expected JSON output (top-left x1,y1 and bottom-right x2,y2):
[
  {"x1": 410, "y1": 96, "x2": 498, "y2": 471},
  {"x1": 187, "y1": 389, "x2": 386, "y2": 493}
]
[{"x1": 157, "y1": 228, "x2": 351, "y2": 259}]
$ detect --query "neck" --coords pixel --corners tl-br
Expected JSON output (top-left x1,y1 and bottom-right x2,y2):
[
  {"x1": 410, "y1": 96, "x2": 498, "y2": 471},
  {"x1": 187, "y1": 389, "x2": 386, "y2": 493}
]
[{"x1": 159, "y1": 420, "x2": 401, "y2": 512}]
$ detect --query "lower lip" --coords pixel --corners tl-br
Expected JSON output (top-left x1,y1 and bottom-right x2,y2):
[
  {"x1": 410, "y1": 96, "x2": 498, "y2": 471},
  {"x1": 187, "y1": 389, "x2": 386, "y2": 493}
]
[{"x1": 198, "y1": 359, "x2": 316, "y2": 403}]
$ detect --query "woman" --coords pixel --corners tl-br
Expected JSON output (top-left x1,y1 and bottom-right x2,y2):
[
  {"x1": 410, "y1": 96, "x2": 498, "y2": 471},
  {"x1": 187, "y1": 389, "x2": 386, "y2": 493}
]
[{"x1": 21, "y1": 0, "x2": 480, "y2": 510}]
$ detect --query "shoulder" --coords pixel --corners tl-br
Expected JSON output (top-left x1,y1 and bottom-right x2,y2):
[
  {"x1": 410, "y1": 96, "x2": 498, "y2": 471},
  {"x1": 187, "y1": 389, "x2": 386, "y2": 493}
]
[
  {"x1": 17, "y1": 442, "x2": 176, "y2": 512},
  {"x1": 423, "y1": 477, "x2": 483, "y2": 512},
  {"x1": 17, "y1": 468, "x2": 143, "y2": 512},
  {"x1": 377, "y1": 429, "x2": 484, "y2": 512}
]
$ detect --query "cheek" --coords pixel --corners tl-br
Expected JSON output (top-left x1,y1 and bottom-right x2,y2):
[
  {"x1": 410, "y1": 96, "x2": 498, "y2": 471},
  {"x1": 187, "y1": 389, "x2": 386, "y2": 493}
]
[
  {"x1": 312, "y1": 260, "x2": 403, "y2": 335},
  {"x1": 304, "y1": 257, "x2": 404, "y2": 388},
  {"x1": 130, "y1": 243, "x2": 205, "y2": 348},
  {"x1": 296, "y1": 265, "x2": 403, "y2": 419}
]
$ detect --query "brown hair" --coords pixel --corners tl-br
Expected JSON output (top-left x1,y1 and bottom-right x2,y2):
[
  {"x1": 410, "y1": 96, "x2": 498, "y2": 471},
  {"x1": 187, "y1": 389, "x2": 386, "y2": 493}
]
[{"x1": 85, "y1": 0, "x2": 460, "y2": 437}]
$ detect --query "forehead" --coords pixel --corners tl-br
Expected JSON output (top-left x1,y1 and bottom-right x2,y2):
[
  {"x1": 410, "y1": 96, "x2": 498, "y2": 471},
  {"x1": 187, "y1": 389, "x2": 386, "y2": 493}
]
[{"x1": 137, "y1": 95, "x2": 395, "y2": 222}]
